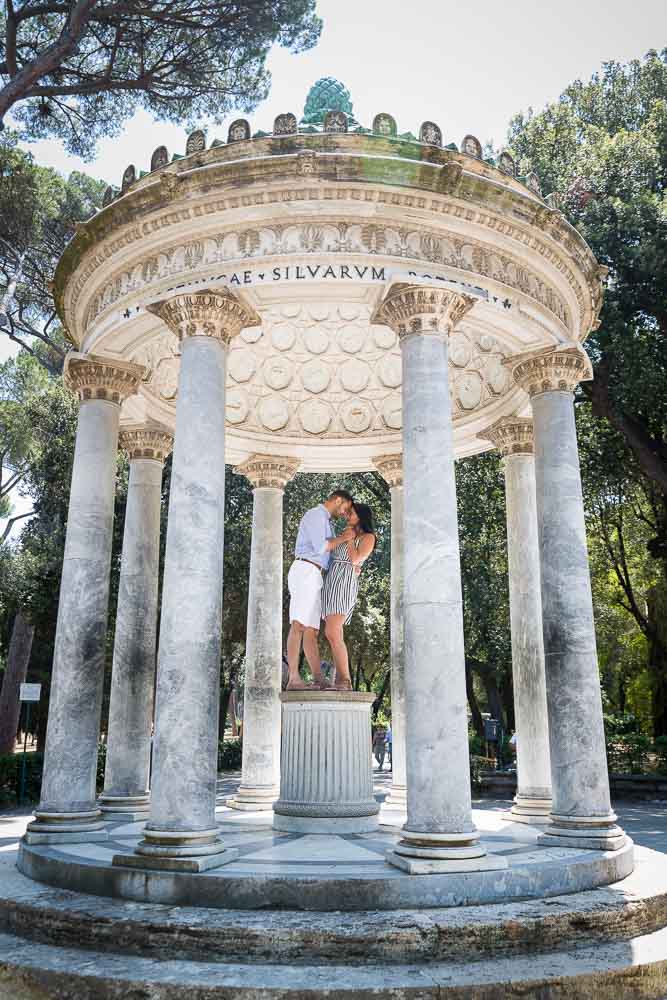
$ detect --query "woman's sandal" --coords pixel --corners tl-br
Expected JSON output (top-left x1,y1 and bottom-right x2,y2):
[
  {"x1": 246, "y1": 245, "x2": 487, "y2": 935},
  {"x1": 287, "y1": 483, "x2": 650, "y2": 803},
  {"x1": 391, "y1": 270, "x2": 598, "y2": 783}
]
[{"x1": 333, "y1": 679, "x2": 353, "y2": 691}]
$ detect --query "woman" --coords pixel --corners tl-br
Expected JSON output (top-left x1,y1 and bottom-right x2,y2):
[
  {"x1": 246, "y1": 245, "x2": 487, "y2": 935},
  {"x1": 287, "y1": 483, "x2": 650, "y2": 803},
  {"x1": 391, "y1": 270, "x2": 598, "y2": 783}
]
[{"x1": 321, "y1": 502, "x2": 376, "y2": 690}]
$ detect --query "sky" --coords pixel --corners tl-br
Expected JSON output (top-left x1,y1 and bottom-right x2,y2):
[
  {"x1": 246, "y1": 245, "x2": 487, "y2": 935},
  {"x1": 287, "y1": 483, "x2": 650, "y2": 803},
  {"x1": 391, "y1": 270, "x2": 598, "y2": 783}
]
[{"x1": 1, "y1": 0, "x2": 665, "y2": 536}]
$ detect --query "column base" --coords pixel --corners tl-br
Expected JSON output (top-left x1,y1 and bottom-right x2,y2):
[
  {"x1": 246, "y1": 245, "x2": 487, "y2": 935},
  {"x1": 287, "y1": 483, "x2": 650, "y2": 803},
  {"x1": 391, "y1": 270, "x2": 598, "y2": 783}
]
[
  {"x1": 99, "y1": 794, "x2": 151, "y2": 821},
  {"x1": 537, "y1": 812, "x2": 627, "y2": 851},
  {"x1": 24, "y1": 809, "x2": 108, "y2": 845},
  {"x1": 507, "y1": 794, "x2": 553, "y2": 826},
  {"x1": 113, "y1": 827, "x2": 238, "y2": 873},
  {"x1": 386, "y1": 827, "x2": 508, "y2": 873},
  {"x1": 226, "y1": 785, "x2": 279, "y2": 812},
  {"x1": 273, "y1": 812, "x2": 379, "y2": 834}
]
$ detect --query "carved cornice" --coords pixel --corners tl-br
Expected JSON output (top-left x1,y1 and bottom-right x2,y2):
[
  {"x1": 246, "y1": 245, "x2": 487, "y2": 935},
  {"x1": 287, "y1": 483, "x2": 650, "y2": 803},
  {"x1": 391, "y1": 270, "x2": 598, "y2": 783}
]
[
  {"x1": 505, "y1": 345, "x2": 593, "y2": 397},
  {"x1": 119, "y1": 423, "x2": 173, "y2": 463},
  {"x1": 63, "y1": 352, "x2": 147, "y2": 404},
  {"x1": 234, "y1": 454, "x2": 300, "y2": 490},
  {"x1": 483, "y1": 416, "x2": 534, "y2": 457},
  {"x1": 372, "y1": 284, "x2": 475, "y2": 341},
  {"x1": 374, "y1": 454, "x2": 403, "y2": 488},
  {"x1": 147, "y1": 291, "x2": 260, "y2": 344}
]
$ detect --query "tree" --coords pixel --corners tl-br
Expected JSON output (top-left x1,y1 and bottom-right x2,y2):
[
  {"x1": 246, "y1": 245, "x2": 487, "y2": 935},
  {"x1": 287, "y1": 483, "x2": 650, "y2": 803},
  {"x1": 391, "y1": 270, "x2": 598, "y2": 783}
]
[
  {"x1": 0, "y1": 132, "x2": 106, "y2": 369},
  {"x1": 507, "y1": 51, "x2": 667, "y2": 507},
  {"x1": 0, "y1": 0, "x2": 322, "y2": 158}
]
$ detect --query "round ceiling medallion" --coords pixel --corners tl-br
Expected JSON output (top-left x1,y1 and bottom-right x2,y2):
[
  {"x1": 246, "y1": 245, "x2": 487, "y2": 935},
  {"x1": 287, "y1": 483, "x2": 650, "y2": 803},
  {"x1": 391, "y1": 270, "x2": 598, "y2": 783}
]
[
  {"x1": 338, "y1": 303, "x2": 360, "y2": 321},
  {"x1": 264, "y1": 355, "x2": 293, "y2": 390},
  {"x1": 449, "y1": 332, "x2": 472, "y2": 368},
  {"x1": 258, "y1": 395, "x2": 290, "y2": 431},
  {"x1": 303, "y1": 328, "x2": 329, "y2": 355},
  {"x1": 227, "y1": 350, "x2": 256, "y2": 383},
  {"x1": 382, "y1": 396, "x2": 402, "y2": 430},
  {"x1": 484, "y1": 354, "x2": 510, "y2": 394},
  {"x1": 340, "y1": 399, "x2": 372, "y2": 434},
  {"x1": 378, "y1": 354, "x2": 402, "y2": 389},
  {"x1": 338, "y1": 324, "x2": 365, "y2": 353},
  {"x1": 339, "y1": 358, "x2": 370, "y2": 393},
  {"x1": 300, "y1": 399, "x2": 332, "y2": 435},
  {"x1": 308, "y1": 303, "x2": 330, "y2": 322},
  {"x1": 226, "y1": 388, "x2": 249, "y2": 424},
  {"x1": 281, "y1": 302, "x2": 301, "y2": 319},
  {"x1": 301, "y1": 358, "x2": 331, "y2": 394},
  {"x1": 271, "y1": 325, "x2": 296, "y2": 351},
  {"x1": 240, "y1": 326, "x2": 262, "y2": 344},
  {"x1": 456, "y1": 372, "x2": 484, "y2": 410},
  {"x1": 372, "y1": 325, "x2": 396, "y2": 350}
]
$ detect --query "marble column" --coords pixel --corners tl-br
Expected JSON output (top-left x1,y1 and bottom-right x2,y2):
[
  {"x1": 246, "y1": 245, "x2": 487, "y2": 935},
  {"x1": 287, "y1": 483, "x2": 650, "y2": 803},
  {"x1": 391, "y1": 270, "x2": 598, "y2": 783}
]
[
  {"x1": 227, "y1": 454, "x2": 299, "y2": 811},
  {"x1": 114, "y1": 291, "x2": 260, "y2": 874},
  {"x1": 509, "y1": 346, "x2": 626, "y2": 851},
  {"x1": 484, "y1": 417, "x2": 552, "y2": 824},
  {"x1": 26, "y1": 354, "x2": 146, "y2": 844},
  {"x1": 373, "y1": 283, "x2": 506, "y2": 874},
  {"x1": 374, "y1": 454, "x2": 406, "y2": 809},
  {"x1": 100, "y1": 424, "x2": 173, "y2": 820}
]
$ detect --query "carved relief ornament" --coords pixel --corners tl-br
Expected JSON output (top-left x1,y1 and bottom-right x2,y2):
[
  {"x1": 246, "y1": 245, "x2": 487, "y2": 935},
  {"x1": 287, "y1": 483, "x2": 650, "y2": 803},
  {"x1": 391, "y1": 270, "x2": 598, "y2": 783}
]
[
  {"x1": 374, "y1": 454, "x2": 403, "y2": 488},
  {"x1": 372, "y1": 284, "x2": 475, "y2": 340},
  {"x1": 119, "y1": 423, "x2": 173, "y2": 462},
  {"x1": 63, "y1": 352, "x2": 147, "y2": 404},
  {"x1": 234, "y1": 454, "x2": 300, "y2": 490},
  {"x1": 483, "y1": 416, "x2": 534, "y2": 457},
  {"x1": 148, "y1": 291, "x2": 260, "y2": 344},
  {"x1": 506, "y1": 345, "x2": 593, "y2": 397}
]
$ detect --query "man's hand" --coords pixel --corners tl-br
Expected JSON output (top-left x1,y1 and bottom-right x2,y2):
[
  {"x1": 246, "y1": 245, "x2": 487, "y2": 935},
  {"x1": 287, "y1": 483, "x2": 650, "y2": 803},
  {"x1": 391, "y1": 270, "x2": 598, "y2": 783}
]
[{"x1": 337, "y1": 526, "x2": 355, "y2": 543}]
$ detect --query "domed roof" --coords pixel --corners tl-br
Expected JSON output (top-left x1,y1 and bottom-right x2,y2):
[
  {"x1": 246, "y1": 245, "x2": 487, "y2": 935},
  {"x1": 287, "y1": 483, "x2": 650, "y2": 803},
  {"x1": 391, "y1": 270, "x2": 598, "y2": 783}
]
[{"x1": 301, "y1": 76, "x2": 358, "y2": 126}]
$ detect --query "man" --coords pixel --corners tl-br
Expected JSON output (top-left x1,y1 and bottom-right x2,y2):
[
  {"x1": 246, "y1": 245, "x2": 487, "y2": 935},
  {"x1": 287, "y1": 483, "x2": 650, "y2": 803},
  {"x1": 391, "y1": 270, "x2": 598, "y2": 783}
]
[{"x1": 286, "y1": 490, "x2": 354, "y2": 690}]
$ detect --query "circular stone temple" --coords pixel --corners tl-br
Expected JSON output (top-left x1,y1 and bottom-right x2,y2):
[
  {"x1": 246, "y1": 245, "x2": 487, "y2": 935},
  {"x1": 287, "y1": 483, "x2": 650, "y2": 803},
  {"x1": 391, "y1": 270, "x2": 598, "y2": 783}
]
[{"x1": 20, "y1": 81, "x2": 629, "y2": 906}]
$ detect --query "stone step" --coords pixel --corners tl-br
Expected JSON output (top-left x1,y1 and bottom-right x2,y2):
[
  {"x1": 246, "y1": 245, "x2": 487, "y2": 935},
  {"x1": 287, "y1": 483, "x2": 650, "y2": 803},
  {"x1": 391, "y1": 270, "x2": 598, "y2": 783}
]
[
  {"x1": 1, "y1": 925, "x2": 667, "y2": 999},
  {"x1": 2, "y1": 846, "x2": 667, "y2": 966}
]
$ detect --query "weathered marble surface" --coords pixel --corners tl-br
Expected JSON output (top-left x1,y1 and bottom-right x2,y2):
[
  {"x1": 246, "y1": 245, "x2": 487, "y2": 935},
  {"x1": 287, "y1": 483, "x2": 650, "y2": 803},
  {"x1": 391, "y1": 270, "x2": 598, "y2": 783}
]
[
  {"x1": 504, "y1": 452, "x2": 552, "y2": 820},
  {"x1": 143, "y1": 335, "x2": 227, "y2": 842},
  {"x1": 388, "y1": 483, "x2": 406, "y2": 805},
  {"x1": 398, "y1": 332, "x2": 480, "y2": 856},
  {"x1": 273, "y1": 691, "x2": 379, "y2": 833},
  {"x1": 101, "y1": 457, "x2": 164, "y2": 813},
  {"x1": 229, "y1": 486, "x2": 284, "y2": 809},
  {"x1": 36, "y1": 398, "x2": 120, "y2": 822},
  {"x1": 532, "y1": 390, "x2": 619, "y2": 840}
]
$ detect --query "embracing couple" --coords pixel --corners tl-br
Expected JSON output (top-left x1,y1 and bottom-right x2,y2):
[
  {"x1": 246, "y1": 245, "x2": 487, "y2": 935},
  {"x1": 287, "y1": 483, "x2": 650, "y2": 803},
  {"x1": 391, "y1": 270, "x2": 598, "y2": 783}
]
[{"x1": 286, "y1": 490, "x2": 376, "y2": 691}]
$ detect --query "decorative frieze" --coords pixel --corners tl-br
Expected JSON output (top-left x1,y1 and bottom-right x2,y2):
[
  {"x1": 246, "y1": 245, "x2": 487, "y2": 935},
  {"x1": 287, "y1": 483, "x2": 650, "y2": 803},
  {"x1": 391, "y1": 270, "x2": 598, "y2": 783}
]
[
  {"x1": 119, "y1": 423, "x2": 174, "y2": 463},
  {"x1": 506, "y1": 345, "x2": 593, "y2": 397},
  {"x1": 374, "y1": 454, "x2": 403, "y2": 488},
  {"x1": 63, "y1": 352, "x2": 146, "y2": 405},
  {"x1": 483, "y1": 416, "x2": 534, "y2": 457},
  {"x1": 234, "y1": 454, "x2": 300, "y2": 490},
  {"x1": 148, "y1": 291, "x2": 260, "y2": 344},
  {"x1": 372, "y1": 284, "x2": 475, "y2": 339}
]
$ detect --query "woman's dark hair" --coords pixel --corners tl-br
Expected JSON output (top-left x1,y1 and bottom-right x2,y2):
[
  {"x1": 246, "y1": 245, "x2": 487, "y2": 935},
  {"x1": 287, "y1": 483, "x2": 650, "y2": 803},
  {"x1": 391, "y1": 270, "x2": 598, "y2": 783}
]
[{"x1": 352, "y1": 502, "x2": 376, "y2": 537}]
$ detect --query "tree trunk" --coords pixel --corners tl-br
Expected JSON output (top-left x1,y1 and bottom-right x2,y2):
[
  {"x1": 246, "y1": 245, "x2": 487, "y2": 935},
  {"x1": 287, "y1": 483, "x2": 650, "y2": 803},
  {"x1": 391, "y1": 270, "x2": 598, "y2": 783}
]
[
  {"x1": 0, "y1": 609, "x2": 34, "y2": 754},
  {"x1": 647, "y1": 584, "x2": 667, "y2": 737},
  {"x1": 219, "y1": 685, "x2": 233, "y2": 743},
  {"x1": 465, "y1": 661, "x2": 484, "y2": 738}
]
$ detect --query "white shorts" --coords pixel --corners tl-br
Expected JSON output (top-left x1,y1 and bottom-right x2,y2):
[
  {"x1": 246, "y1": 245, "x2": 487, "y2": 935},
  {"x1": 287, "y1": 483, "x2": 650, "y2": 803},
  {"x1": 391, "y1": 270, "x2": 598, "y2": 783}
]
[{"x1": 288, "y1": 560, "x2": 323, "y2": 630}]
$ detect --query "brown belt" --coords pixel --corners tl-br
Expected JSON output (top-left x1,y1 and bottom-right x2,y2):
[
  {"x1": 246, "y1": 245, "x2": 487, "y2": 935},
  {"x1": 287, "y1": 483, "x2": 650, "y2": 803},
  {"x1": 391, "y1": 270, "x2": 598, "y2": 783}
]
[{"x1": 296, "y1": 557, "x2": 323, "y2": 573}]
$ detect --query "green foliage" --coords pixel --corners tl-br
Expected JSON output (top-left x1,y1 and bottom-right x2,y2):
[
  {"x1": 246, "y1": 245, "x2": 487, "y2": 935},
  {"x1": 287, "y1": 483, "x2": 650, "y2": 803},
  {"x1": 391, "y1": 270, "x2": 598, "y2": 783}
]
[
  {"x1": 0, "y1": 133, "x2": 106, "y2": 370},
  {"x1": 0, "y1": 751, "x2": 43, "y2": 804},
  {"x1": 1, "y1": 2, "x2": 322, "y2": 157},
  {"x1": 218, "y1": 738, "x2": 243, "y2": 771}
]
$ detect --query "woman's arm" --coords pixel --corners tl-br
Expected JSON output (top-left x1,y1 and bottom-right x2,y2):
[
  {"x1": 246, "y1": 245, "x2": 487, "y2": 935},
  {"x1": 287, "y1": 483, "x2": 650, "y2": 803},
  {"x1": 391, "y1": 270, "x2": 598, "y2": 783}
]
[
  {"x1": 347, "y1": 533, "x2": 375, "y2": 566},
  {"x1": 327, "y1": 525, "x2": 354, "y2": 551}
]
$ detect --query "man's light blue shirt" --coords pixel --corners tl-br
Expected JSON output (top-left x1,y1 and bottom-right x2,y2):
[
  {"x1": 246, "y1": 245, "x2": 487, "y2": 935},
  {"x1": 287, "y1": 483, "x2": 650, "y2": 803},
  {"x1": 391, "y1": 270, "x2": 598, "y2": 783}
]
[{"x1": 295, "y1": 504, "x2": 334, "y2": 570}]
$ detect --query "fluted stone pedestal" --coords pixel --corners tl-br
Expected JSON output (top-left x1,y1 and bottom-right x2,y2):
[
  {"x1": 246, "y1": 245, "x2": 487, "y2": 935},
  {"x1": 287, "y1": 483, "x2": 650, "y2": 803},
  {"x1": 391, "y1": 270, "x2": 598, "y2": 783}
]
[{"x1": 273, "y1": 692, "x2": 379, "y2": 834}]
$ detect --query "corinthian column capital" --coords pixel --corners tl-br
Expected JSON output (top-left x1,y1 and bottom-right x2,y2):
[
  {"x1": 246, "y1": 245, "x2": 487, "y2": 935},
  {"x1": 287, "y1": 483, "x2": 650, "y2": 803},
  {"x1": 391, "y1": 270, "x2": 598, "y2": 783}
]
[
  {"x1": 483, "y1": 416, "x2": 534, "y2": 457},
  {"x1": 148, "y1": 291, "x2": 260, "y2": 344},
  {"x1": 234, "y1": 454, "x2": 300, "y2": 490},
  {"x1": 372, "y1": 284, "x2": 475, "y2": 342},
  {"x1": 63, "y1": 352, "x2": 147, "y2": 405},
  {"x1": 119, "y1": 423, "x2": 174, "y2": 464},
  {"x1": 374, "y1": 454, "x2": 403, "y2": 488},
  {"x1": 505, "y1": 344, "x2": 593, "y2": 398}
]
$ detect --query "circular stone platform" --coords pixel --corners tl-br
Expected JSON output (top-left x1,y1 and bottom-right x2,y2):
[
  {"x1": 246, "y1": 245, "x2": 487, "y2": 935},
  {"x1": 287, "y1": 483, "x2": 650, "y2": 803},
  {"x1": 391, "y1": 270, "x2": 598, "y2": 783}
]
[{"x1": 17, "y1": 796, "x2": 634, "y2": 912}]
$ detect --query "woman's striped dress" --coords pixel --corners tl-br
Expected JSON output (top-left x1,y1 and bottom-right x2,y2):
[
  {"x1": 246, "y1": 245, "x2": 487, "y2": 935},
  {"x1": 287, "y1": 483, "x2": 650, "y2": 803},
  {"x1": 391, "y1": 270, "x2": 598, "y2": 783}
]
[{"x1": 321, "y1": 536, "x2": 360, "y2": 625}]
